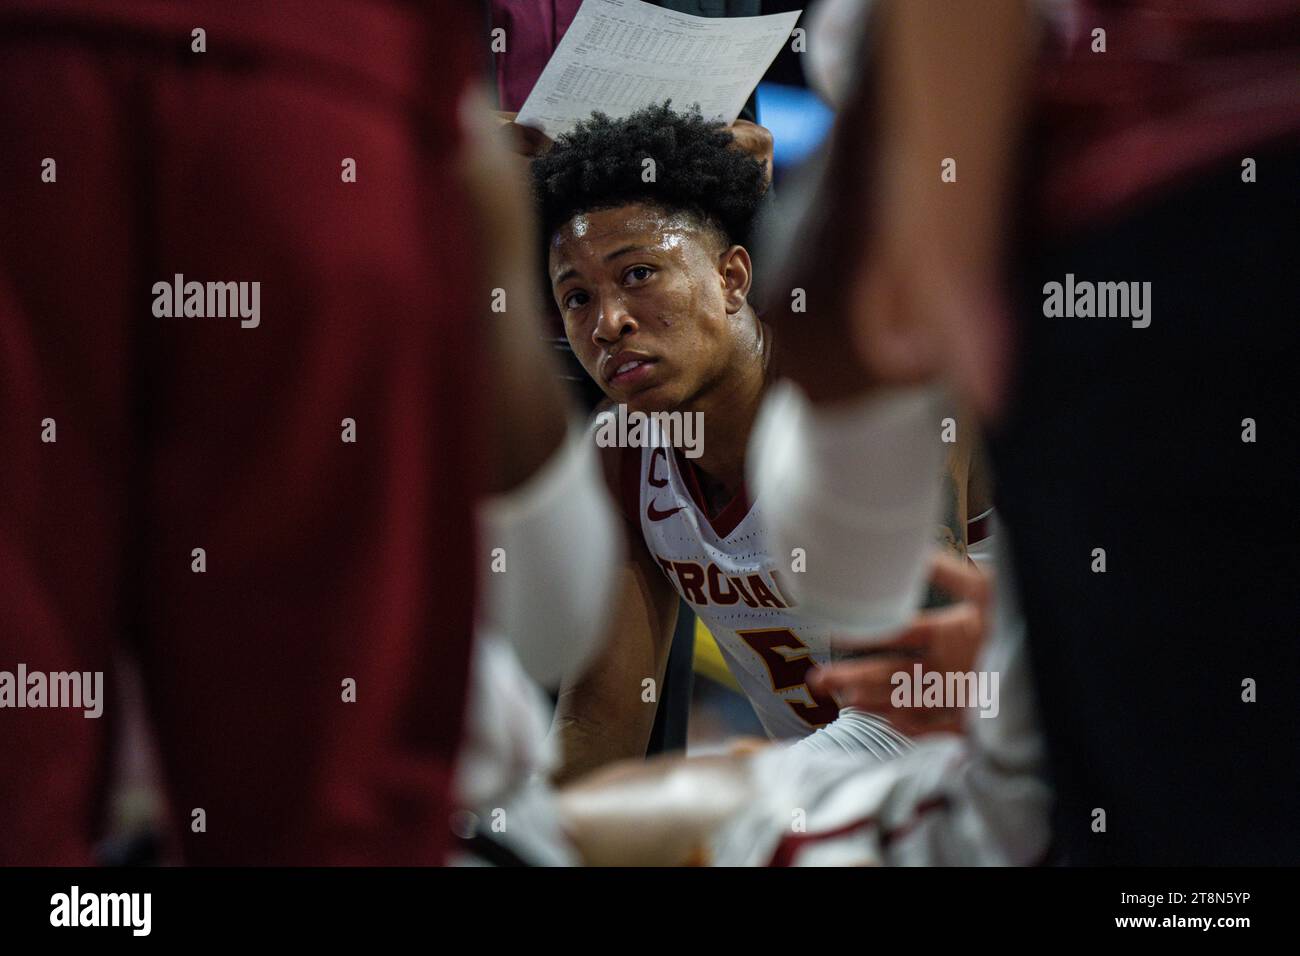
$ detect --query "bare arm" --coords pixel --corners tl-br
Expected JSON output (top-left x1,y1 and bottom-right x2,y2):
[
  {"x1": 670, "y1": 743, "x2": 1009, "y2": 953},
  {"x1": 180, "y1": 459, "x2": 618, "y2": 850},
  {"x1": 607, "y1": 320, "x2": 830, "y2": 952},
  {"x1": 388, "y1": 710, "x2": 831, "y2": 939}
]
[
  {"x1": 549, "y1": 445, "x2": 680, "y2": 785},
  {"x1": 550, "y1": 526, "x2": 680, "y2": 786},
  {"x1": 463, "y1": 87, "x2": 627, "y2": 688},
  {"x1": 459, "y1": 87, "x2": 571, "y2": 495},
  {"x1": 767, "y1": 1, "x2": 1031, "y2": 412}
]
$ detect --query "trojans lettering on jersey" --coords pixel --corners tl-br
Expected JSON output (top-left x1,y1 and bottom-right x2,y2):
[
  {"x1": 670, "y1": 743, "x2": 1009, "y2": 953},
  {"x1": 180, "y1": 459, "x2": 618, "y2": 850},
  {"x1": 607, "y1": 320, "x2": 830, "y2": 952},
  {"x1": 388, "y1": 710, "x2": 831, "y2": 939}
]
[{"x1": 623, "y1": 443, "x2": 899, "y2": 741}]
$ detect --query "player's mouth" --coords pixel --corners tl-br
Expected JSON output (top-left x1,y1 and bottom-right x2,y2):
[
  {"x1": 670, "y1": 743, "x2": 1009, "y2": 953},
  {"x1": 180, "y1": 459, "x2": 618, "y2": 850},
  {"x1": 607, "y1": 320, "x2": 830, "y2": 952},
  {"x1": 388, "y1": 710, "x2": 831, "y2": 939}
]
[{"x1": 603, "y1": 351, "x2": 660, "y2": 389}]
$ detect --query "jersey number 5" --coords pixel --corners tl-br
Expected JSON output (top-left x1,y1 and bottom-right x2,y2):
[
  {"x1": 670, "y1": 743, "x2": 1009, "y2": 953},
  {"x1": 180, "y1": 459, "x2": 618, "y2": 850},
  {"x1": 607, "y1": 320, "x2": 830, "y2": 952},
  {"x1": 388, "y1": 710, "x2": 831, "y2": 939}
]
[{"x1": 736, "y1": 628, "x2": 840, "y2": 727}]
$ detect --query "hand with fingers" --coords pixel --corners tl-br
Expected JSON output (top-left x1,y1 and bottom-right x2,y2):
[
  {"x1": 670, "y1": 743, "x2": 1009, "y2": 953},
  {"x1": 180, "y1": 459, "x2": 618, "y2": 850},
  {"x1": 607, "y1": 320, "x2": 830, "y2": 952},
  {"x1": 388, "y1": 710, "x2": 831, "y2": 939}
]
[
  {"x1": 727, "y1": 119, "x2": 774, "y2": 182},
  {"x1": 808, "y1": 553, "x2": 993, "y2": 737},
  {"x1": 492, "y1": 110, "x2": 555, "y2": 157}
]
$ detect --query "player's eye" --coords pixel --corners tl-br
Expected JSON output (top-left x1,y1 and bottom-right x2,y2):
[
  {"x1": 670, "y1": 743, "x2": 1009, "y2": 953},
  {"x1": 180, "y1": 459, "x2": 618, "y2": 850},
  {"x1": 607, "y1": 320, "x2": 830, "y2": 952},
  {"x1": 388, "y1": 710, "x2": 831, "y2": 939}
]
[
  {"x1": 563, "y1": 289, "x2": 590, "y2": 310},
  {"x1": 624, "y1": 265, "x2": 654, "y2": 285}
]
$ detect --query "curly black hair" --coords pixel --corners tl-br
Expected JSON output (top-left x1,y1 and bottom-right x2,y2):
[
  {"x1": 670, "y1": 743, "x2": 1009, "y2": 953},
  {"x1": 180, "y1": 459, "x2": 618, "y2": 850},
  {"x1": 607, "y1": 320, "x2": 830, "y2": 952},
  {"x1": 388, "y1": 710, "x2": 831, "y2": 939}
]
[{"x1": 531, "y1": 102, "x2": 768, "y2": 253}]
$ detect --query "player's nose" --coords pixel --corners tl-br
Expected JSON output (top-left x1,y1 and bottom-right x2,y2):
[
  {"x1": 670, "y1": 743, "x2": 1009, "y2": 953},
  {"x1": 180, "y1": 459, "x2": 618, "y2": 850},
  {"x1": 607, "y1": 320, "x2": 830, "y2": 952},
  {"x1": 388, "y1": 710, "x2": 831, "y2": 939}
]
[{"x1": 592, "y1": 293, "x2": 636, "y2": 346}]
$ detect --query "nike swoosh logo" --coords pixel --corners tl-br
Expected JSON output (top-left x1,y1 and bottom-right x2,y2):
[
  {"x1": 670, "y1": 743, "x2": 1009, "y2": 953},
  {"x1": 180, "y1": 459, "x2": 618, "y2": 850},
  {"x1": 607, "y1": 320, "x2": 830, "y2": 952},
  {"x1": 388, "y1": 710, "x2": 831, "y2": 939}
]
[{"x1": 646, "y1": 499, "x2": 684, "y2": 522}]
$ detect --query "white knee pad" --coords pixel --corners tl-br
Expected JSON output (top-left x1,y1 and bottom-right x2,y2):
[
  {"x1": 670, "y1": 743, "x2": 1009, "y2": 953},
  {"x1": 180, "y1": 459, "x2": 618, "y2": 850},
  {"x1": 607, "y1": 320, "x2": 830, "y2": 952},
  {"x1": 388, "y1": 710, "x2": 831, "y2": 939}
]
[
  {"x1": 748, "y1": 381, "x2": 945, "y2": 640},
  {"x1": 478, "y1": 421, "x2": 624, "y2": 689}
]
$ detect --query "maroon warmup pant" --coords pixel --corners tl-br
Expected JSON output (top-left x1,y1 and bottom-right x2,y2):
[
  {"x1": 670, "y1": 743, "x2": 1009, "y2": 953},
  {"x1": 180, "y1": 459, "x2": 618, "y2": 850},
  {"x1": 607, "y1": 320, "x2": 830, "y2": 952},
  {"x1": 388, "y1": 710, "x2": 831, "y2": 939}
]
[{"x1": 0, "y1": 0, "x2": 482, "y2": 864}]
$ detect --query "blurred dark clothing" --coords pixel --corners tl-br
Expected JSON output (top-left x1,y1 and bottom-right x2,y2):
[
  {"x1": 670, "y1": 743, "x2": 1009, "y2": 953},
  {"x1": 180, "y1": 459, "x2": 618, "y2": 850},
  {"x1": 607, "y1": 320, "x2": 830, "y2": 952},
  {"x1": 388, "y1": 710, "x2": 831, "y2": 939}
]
[
  {"x1": 489, "y1": 0, "x2": 762, "y2": 121},
  {"x1": 0, "y1": 0, "x2": 482, "y2": 865},
  {"x1": 490, "y1": 0, "x2": 581, "y2": 112},
  {"x1": 1036, "y1": 0, "x2": 1300, "y2": 233},
  {"x1": 647, "y1": 601, "x2": 696, "y2": 754},
  {"x1": 1004, "y1": 0, "x2": 1300, "y2": 863},
  {"x1": 996, "y1": 137, "x2": 1300, "y2": 864}
]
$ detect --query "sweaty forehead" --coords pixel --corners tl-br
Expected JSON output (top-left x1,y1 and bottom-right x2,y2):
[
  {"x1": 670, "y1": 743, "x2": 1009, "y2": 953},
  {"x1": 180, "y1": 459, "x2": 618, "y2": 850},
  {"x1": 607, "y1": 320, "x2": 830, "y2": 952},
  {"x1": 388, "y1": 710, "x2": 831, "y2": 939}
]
[{"x1": 549, "y1": 204, "x2": 719, "y2": 275}]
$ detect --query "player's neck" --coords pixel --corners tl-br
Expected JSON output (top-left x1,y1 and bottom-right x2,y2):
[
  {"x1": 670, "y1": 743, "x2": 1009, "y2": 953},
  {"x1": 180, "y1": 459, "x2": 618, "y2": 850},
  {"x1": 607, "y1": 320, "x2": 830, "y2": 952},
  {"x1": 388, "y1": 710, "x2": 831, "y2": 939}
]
[{"x1": 684, "y1": 320, "x2": 771, "y2": 496}]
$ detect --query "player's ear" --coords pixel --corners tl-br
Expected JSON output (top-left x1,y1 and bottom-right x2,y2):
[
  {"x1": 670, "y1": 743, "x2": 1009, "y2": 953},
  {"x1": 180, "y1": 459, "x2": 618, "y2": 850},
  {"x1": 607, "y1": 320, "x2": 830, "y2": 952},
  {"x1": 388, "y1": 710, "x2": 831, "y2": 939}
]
[{"x1": 719, "y1": 244, "x2": 752, "y2": 314}]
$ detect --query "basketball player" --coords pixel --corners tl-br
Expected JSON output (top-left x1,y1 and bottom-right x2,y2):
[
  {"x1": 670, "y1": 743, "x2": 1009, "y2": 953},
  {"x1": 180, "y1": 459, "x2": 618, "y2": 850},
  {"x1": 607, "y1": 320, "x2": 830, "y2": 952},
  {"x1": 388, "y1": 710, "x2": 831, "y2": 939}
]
[
  {"x1": 553, "y1": 552, "x2": 1048, "y2": 867},
  {"x1": 565, "y1": 0, "x2": 1300, "y2": 868},
  {"x1": 532, "y1": 104, "x2": 995, "y2": 783}
]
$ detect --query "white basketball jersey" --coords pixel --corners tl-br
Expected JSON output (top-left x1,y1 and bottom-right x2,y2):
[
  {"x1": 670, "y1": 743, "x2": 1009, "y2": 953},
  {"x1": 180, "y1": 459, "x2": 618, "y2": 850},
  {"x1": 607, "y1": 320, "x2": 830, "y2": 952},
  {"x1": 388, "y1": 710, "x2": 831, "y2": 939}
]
[{"x1": 630, "y1": 444, "x2": 902, "y2": 742}]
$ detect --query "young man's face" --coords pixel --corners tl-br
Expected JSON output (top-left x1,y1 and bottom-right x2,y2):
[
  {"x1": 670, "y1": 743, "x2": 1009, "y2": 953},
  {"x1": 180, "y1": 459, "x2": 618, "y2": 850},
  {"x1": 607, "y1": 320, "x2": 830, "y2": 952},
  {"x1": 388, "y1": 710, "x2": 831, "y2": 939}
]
[{"x1": 548, "y1": 203, "x2": 754, "y2": 414}]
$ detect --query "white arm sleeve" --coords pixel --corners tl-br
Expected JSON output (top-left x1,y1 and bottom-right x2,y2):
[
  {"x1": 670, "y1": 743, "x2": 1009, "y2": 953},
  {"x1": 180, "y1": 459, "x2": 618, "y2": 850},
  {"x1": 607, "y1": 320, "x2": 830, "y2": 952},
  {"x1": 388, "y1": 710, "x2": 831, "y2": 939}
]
[
  {"x1": 747, "y1": 381, "x2": 946, "y2": 641},
  {"x1": 789, "y1": 708, "x2": 912, "y2": 762},
  {"x1": 477, "y1": 420, "x2": 624, "y2": 689}
]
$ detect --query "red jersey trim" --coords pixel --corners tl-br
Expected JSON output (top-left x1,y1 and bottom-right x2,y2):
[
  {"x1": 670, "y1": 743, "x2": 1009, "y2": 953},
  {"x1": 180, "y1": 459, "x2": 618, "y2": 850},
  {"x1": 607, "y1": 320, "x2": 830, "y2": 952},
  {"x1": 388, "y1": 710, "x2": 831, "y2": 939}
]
[
  {"x1": 967, "y1": 507, "x2": 995, "y2": 547},
  {"x1": 767, "y1": 796, "x2": 951, "y2": 867},
  {"x1": 676, "y1": 450, "x2": 752, "y2": 540}
]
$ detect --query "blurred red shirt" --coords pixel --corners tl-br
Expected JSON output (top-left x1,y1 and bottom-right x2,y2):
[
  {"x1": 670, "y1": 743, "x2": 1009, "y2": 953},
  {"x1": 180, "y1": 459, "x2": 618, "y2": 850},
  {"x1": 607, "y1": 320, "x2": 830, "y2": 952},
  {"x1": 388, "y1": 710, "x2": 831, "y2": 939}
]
[
  {"x1": 1037, "y1": 0, "x2": 1300, "y2": 232},
  {"x1": 491, "y1": 0, "x2": 584, "y2": 111}
]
